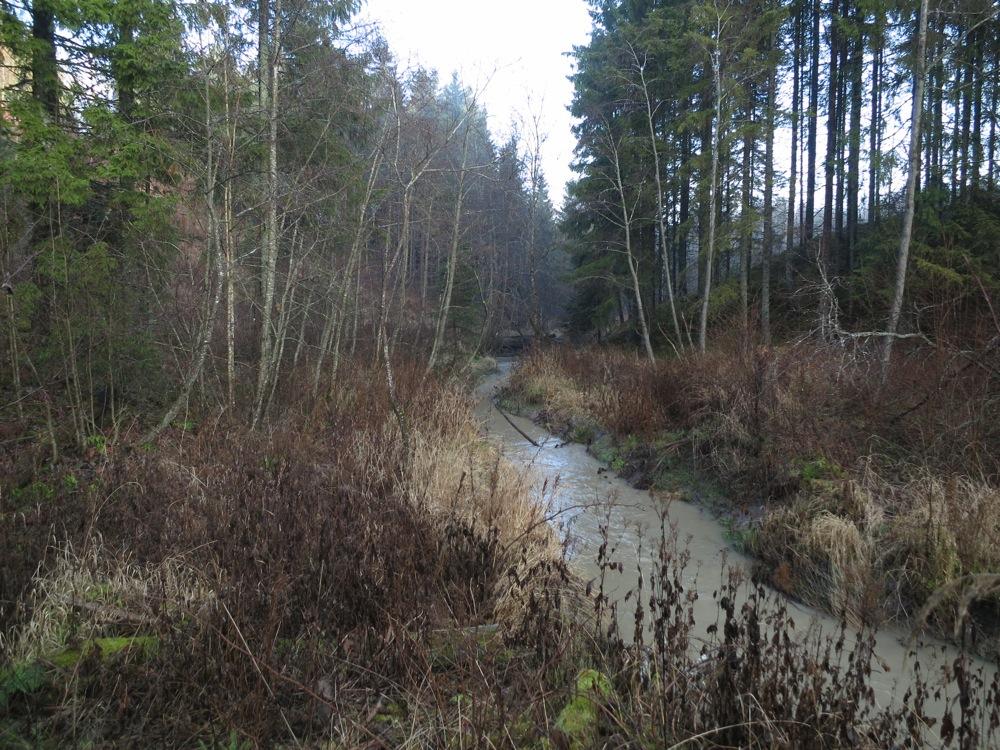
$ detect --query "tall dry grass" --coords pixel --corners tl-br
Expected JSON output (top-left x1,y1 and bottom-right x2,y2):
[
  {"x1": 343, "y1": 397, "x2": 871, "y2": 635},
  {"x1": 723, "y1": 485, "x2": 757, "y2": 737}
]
[
  {"x1": 0, "y1": 357, "x2": 572, "y2": 745},
  {"x1": 506, "y1": 341, "x2": 1000, "y2": 639}
]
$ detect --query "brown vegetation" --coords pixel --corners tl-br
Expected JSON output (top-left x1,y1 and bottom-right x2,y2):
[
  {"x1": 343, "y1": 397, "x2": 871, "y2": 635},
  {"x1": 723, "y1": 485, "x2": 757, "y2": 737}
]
[
  {"x1": 6, "y1": 350, "x2": 1000, "y2": 746},
  {"x1": 0, "y1": 359, "x2": 570, "y2": 745},
  {"x1": 505, "y1": 340, "x2": 1000, "y2": 640}
]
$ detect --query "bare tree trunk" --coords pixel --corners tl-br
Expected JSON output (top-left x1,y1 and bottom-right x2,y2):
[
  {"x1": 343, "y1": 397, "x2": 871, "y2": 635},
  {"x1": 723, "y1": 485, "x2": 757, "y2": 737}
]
[
  {"x1": 525, "y1": 114, "x2": 544, "y2": 336},
  {"x1": 989, "y1": 59, "x2": 998, "y2": 189},
  {"x1": 869, "y1": 31, "x2": 883, "y2": 221},
  {"x1": 420, "y1": 197, "x2": 434, "y2": 313},
  {"x1": 845, "y1": 5, "x2": 863, "y2": 270},
  {"x1": 427, "y1": 127, "x2": 470, "y2": 373},
  {"x1": 312, "y1": 145, "x2": 383, "y2": 395},
  {"x1": 263, "y1": 228, "x2": 304, "y2": 417},
  {"x1": 350, "y1": 253, "x2": 361, "y2": 356},
  {"x1": 882, "y1": 0, "x2": 929, "y2": 376},
  {"x1": 31, "y1": 0, "x2": 59, "y2": 119},
  {"x1": 5, "y1": 295, "x2": 23, "y2": 420},
  {"x1": 786, "y1": 0, "x2": 801, "y2": 286},
  {"x1": 739, "y1": 100, "x2": 753, "y2": 335},
  {"x1": 253, "y1": 0, "x2": 281, "y2": 427},
  {"x1": 223, "y1": 180, "x2": 236, "y2": 409},
  {"x1": 805, "y1": 0, "x2": 820, "y2": 243},
  {"x1": 971, "y1": 30, "x2": 984, "y2": 190},
  {"x1": 143, "y1": 69, "x2": 225, "y2": 443},
  {"x1": 608, "y1": 132, "x2": 655, "y2": 363},
  {"x1": 762, "y1": 56, "x2": 776, "y2": 346},
  {"x1": 292, "y1": 286, "x2": 312, "y2": 367},
  {"x1": 222, "y1": 56, "x2": 237, "y2": 411},
  {"x1": 821, "y1": 0, "x2": 840, "y2": 272},
  {"x1": 257, "y1": 0, "x2": 271, "y2": 109},
  {"x1": 376, "y1": 212, "x2": 412, "y2": 467},
  {"x1": 632, "y1": 44, "x2": 683, "y2": 349},
  {"x1": 699, "y1": 32, "x2": 723, "y2": 354}
]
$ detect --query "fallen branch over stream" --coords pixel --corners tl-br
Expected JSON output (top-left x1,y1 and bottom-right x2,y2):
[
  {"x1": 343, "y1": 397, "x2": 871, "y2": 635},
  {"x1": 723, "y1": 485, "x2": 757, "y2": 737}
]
[{"x1": 492, "y1": 401, "x2": 543, "y2": 448}]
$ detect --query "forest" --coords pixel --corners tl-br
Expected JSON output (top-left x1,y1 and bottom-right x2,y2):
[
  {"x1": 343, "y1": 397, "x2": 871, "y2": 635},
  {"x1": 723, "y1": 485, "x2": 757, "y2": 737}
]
[{"x1": 1, "y1": 0, "x2": 999, "y2": 747}]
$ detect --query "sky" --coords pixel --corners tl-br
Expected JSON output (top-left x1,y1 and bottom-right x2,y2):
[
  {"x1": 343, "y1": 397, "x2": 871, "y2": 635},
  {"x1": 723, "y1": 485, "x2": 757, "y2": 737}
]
[{"x1": 358, "y1": 0, "x2": 594, "y2": 208}]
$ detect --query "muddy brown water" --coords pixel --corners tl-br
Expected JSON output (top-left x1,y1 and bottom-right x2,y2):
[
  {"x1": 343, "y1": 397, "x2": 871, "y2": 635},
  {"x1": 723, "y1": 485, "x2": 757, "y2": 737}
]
[{"x1": 476, "y1": 359, "x2": 996, "y2": 732}]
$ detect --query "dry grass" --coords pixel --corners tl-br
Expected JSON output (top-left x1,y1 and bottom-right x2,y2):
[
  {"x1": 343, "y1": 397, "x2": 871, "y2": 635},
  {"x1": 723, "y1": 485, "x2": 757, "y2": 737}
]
[
  {"x1": 0, "y1": 356, "x2": 575, "y2": 745},
  {"x1": 1, "y1": 545, "x2": 212, "y2": 665},
  {"x1": 5, "y1": 346, "x2": 1000, "y2": 746},
  {"x1": 506, "y1": 342, "x2": 1000, "y2": 642}
]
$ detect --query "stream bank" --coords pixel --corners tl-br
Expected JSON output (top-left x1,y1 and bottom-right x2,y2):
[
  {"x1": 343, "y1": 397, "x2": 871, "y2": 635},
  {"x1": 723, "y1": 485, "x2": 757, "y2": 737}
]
[{"x1": 477, "y1": 357, "x2": 999, "y2": 738}]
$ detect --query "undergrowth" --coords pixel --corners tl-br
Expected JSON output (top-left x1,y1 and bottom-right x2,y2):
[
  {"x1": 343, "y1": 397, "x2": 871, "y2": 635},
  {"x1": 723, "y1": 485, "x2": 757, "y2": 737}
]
[
  {"x1": 504, "y1": 341, "x2": 1000, "y2": 644},
  {"x1": 0, "y1": 358, "x2": 570, "y2": 746},
  {"x1": 4, "y1": 351, "x2": 1000, "y2": 747}
]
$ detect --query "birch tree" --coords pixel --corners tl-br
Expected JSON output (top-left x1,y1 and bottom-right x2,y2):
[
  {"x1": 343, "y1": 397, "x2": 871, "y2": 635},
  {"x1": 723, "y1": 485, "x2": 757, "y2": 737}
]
[
  {"x1": 628, "y1": 41, "x2": 684, "y2": 351},
  {"x1": 605, "y1": 126, "x2": 656, "y2": 362},
  {"x1": 698, "y1": 2, "x2": 726, "y2": 354},
  {"x1": 882, "y1": 0, "x2": 930, "y2": 375}
]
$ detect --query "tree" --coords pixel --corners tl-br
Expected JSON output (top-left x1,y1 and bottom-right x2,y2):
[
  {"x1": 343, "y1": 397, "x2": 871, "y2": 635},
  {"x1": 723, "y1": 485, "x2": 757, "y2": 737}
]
[
  {"x1": 882, "y1": 0, "x2": 929, "y2": 375},
  {"x1": 697, "y1": 0, "x2": 726, "y2": 354},
  {"x1": 601, "y1": 121, "x2": 656, "y2": 362},
  {"x1": 627, "y1": 40, "x2": 684, "y2": 349}
]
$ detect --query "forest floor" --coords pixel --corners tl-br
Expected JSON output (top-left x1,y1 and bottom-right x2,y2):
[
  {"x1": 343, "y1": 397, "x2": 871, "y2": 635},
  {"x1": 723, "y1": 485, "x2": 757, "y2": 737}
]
[
  {"x1": 3, "y1": 352, "x2": 1000, "y2": 747},
  {"x1": 499, "y1": 343, "x2": 1000, "y2": 650}
]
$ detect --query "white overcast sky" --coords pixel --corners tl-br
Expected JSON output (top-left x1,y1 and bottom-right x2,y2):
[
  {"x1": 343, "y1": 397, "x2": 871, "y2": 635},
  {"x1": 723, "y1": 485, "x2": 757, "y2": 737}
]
[{"x1": 358, "y1": 0, "x2": 593, "y2": 208}]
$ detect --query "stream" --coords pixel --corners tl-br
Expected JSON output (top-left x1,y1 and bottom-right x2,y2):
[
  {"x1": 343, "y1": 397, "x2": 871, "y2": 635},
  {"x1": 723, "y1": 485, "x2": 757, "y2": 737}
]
[{"x1": 475, "y1": 358, "x2": 995, "y2": 729}]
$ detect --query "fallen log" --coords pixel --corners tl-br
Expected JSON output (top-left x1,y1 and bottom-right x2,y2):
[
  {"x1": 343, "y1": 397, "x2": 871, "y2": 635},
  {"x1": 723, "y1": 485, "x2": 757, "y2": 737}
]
[{"x1": 493, "y1": 401, "x2": 543, "y2": 448}]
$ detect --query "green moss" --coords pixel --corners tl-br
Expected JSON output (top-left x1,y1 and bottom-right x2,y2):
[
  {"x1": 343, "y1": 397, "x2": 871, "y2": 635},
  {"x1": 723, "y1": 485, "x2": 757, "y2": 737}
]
[
  {"x1": 373, "y1": 700, "x2": 408, "y2": 729},
  {"x1": 797, "y1": 456, "x2": 845, "y2": 482},
  {"x1": 50, "y1": 636, "x2": 159, "y2": 668},
  {"x1": 651, "y1": 430, "x2": 686, "y2": 450},
  {"x1": 589, "y1": 435, "x2": 617, "y2": 465},
  {"x1": 509, "y1": 708, "x2": 537, "y2": 745},
  {"x1": 916, "y1": 528, "x2": 962, "y2": 597},
  {"x1": 620, "y1": 434, "x2": 641, "y2": 453},
  {"x1": 519, "y1": 380, "x2": 548, "y2": 406},
  {"x1": 551, "y1": 669, "x2": 614, "y2": 750}
]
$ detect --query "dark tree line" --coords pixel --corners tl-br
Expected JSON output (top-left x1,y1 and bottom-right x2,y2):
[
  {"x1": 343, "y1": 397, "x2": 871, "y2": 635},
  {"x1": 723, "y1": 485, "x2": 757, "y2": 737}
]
[
  {"x1": 565, "y1": 0, "x2": 1000, "y2": 353},
  {"x1": 0, "y1": 0, "x2": 565, "y2": 447}
]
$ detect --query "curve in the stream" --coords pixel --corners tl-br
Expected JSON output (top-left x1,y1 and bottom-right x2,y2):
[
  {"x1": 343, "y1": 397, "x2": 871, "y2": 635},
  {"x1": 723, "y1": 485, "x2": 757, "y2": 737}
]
[{"x1": 476, "y1": 358, "x2": 995, "y2": 727}]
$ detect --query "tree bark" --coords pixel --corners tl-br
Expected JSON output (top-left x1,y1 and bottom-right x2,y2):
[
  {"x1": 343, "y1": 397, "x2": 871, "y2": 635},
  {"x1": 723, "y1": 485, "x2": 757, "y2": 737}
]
[
  {"x1": 253, "y1": 0, "x2": 281, "y2": 427},
  {"x1": 634, "y1": 45, "x2": 684, "y2": 349},
  {"x1": 786, "y1": 0, "x2": 801, "y2": 287},
  {"x1": 739, "y1": 99, "x2": 753, "y2": 334},
  {"x1": 805, "y1": 0, "x2": 820, "y2": 243},
  {"x1": 426, "y1": 127, "x2": 471, "y2": 373},
  {"x1": 869, "y1": 35, "x2": 883, "y2": 220},
  {"x1": 821, "y1": 0, "x2": 840, "y2": 272},
  {"x1": 846, "y1": 5, "x2": 863, "y2": 270},
  {"x1": 31, "y1": 0, "x2": 59, "y2": 119},
  {"x1": 312, "y1": 144, "x2": 383, "y2": 395},
  {"x1": 882, "y1": 0, "x2": 929, "y2": 376},
  {"x1": 699, "y1": 30, "x2": 723, "y2": 354},
  {"x1": 609, "y1": 132, "x2": 656, "y2": 362},
  {"x1": 762, "y1": 55, "x2": 776, "y2": 346}
]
